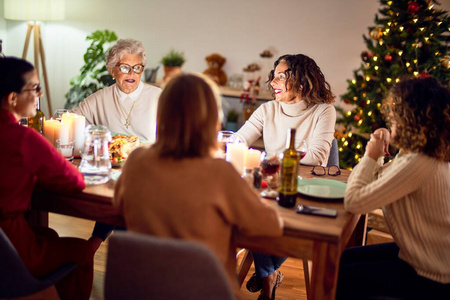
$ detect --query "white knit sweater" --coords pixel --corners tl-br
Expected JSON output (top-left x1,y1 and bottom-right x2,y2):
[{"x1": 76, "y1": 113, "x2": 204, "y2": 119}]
[
  {"x1": 235, "y1": 100, "x2": 336, "y2": 166},
  {"x1": 73, "y1": 83, "x2": 161, "y2": 142},
  {"x1": 345, "y1": 151, "x2": 450, "y2": 283}
]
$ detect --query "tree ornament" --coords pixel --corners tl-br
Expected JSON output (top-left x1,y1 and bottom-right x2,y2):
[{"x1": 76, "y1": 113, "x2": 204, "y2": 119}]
[
  {"x1": 361, "y1": 51, "x2": 370, "y2": 62},
  {"x1": 384, "y1": 53, "x2": 393, "y2": 62},
  {"x1": 354, "y1": 115, "x2": 361, "y2": 122},
  {"x1": 344, "y1": 99, "x2": 350, "y2": 104},
  {"x1": 408, "y1": 1, "x2": 421, "y2": 14},
  {"x1": 370, "y1": 27, "x2": 383, "y2": 40},
  {"x1": 441, "y1": 56, "x2": 450, "y2": 70},
  {"x1": 418, "y1": 72, "x2": 431, "y2": 78}
]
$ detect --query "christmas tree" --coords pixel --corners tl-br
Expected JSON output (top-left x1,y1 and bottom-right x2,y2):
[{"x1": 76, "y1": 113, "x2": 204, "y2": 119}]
[{"x1": 336, "y1": 0, "x2": 449, "y2": 169}]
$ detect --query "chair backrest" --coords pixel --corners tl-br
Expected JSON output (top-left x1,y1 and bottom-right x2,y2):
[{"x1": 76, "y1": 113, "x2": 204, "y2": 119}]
[
  {"x1": 105, "y1": 232, "x2": 235, "y2": 300},
  {"x1": 0, "y1": 227, "x2": 75, "y2": 298},
  {"x1": 327, "y1": 138, "x2": 339, "y2": 167}
]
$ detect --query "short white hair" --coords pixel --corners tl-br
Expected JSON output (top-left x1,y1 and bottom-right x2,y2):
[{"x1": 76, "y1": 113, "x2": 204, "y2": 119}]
[{"x1": 106, "y1": 39, "x2": 147, "y2": 72}]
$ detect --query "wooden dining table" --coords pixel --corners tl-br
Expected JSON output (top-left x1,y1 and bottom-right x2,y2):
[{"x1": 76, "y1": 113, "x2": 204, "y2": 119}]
[{"x1": 30, "y1": 163, "x2": 363, "y2": 300}]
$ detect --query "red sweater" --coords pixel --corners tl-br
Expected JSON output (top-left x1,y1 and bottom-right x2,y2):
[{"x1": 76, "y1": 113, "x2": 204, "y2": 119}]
[{"x1": 0, "y1": 108, "x2": 85, "y2": 269}]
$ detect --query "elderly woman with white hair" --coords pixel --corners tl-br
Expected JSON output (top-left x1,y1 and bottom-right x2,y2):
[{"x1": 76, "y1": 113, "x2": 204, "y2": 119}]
[{"x1": 73, "y1": 39, "x2": 161, "y2": 142}]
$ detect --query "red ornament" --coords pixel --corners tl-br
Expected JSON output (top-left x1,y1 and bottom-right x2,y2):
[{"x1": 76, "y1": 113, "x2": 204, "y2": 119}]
[
  {"x1": 354, "y1": 115, "x2": 361, "y2": 122},
  {"x1": 384, "y1": 53, "x2": 393, "y2": 62},
  {"x1": 344, "y1": 99, "x2": 350, "y2": 104},
  {"x1": 418, "y1": 72, "x2": 431, "y2": 78},
  {"x1": 408, "y1": 2, "x2": 420, "y2": 14}
]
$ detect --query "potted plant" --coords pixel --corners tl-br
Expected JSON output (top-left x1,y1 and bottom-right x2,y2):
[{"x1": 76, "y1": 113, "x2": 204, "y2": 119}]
[
  {"x1": 64, "y1": 30, "x2": 118, "y2": 109},
  {"x1": 225, "y1": 109, "x2": 239, "y2": 131},
  {"x1": 161, "y1": 49, "x2": 185, "y2": 83}
]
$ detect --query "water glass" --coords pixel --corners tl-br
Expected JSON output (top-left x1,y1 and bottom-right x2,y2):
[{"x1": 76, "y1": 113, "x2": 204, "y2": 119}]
[{"x1": 56, "y1": 139, "x2": 74, "y2": 162}]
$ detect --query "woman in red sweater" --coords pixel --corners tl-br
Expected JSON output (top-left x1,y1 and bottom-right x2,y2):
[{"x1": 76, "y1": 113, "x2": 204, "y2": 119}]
[{"x1": 0, "y1": 57, "x2": 97, "y2": 300}]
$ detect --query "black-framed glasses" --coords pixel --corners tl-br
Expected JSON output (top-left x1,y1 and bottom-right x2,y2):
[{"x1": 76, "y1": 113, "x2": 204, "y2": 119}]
[
  {"x1": 311, "y1": 165, "x2": 341, "y2": 176},
  {"x1": 21, "y1": 85, "x2": 42, "y2": 94},
  {"x1": 116, "y1": 64, "x2": 144, "y2": 74}
]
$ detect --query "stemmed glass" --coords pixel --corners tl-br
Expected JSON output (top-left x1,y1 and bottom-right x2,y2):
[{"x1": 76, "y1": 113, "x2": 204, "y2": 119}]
[
  {"x1": 297, "y1": 140, "x2": 307, "y2": 179},
  {"x1": 53, "y1": 109, "x2": 70, "y2": 121},
  {"x1": 260, "y1": 152, "x2": 281, "y2": 199}
]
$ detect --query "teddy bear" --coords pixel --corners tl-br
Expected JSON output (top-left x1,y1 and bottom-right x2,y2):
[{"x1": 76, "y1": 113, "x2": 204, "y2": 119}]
[{"x1": 203, "y1": 53, "x2": 227, "y2": 86}]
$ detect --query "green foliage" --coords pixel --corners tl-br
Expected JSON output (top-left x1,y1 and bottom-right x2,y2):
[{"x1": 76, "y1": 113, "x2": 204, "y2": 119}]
[
  {"x1": 64, "y1": 30, "x2": 118, "y2": 109},
  {"x1": 337, "y1": 0, "x2": 449, "y2": 169},
  {"x1": 160, "y1": 49, "x2": 186, "y2": 67},
  {"x1": 226, "y1": 109, "x2": 239, "y2": 123}
]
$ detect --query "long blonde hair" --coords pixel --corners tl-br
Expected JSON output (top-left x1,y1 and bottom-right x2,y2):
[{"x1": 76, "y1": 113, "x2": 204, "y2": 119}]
[{"x1": 153, "y1": 73, "x2": 223, "y2": 159}]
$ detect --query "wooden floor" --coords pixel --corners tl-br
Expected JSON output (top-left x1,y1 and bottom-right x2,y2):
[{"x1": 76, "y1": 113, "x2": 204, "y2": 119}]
[{"x1": 49, "y1": 213, "x2": 307, "y2": 300}]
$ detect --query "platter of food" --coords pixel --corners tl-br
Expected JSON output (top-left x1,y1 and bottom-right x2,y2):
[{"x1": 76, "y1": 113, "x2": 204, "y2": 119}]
[{"x1": 109, "y1": 134, "x2": 140, "y2": 167}]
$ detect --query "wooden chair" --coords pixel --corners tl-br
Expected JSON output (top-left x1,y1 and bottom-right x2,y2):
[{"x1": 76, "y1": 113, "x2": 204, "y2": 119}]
[
  {"x1": 0, "y1": 228, "x2": 76, "y2": 299},
  {"x1": 237, "y1": 138, "x2": 341, "y2": 297},
  {"x1": 105, "y1": 231, "x2": 235, "y2": 300}
]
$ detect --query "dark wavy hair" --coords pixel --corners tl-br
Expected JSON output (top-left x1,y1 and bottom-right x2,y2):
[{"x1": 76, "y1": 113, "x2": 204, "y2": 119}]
[
  {"x1": 267, "y1": 54, "x2": 335, "y2": 106},
  {"x1": 0, "y1": 57, "x2": 34, "y2": 101},
  {"x1": 383, "y1": 77, "x2": 450, "y2": 162},
  {"x1": 153, "y1": 73, "x2": 221, "y2": 159}
]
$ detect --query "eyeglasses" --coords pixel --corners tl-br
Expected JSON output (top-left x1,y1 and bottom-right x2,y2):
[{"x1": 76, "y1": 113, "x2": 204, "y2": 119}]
[
  {"x1": 311, "y1": 165, "x2": 341, "y2": 176},
  {"x1": 21, "y1": 85, "x2": 42, "y2": 94},
  {"x1": 116, "y1": 64, "x2": 144, "y2": 74}
]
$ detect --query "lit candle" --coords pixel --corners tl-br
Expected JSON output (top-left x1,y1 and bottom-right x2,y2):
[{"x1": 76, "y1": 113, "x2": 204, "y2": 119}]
[
  {"x1": 244, "y1": 148, "x2": 261, "y2": 169},
  {"x1": 43, "y1": 118, "x2": 59, "y2": 146},
  {"x1": 61, "y1": 112, "x2": 86, "y2": 156},
  {"x1": 226, "y1": 143, "x2": 248, "y2": 174}
]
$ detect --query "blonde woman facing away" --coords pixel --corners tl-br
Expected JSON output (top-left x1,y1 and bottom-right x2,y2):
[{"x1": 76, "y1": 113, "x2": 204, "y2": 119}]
[{"x1": 113, "y1": 73, "x2": 284, "y2": 299}]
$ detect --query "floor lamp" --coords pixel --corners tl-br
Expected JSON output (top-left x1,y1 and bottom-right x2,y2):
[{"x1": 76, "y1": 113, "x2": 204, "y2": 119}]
[{"x1": 4, "y1": 0, "x2": 66, "y2": 116}]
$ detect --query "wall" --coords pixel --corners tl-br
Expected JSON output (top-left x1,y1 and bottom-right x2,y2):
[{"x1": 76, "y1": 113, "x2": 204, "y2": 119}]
[{"x1": 1, "y1": 0, "x2": 449, "y2": 117}]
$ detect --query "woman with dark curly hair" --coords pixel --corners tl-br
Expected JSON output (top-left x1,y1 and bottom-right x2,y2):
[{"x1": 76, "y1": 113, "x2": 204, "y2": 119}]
[
  {"x1": 235, "y1": 54, "x2": 336, "y2": 165},
  {"x1": 337, "y1": 77, "x2": 450, "y2": 299},
  {"x1": 238, "y1": 54, "x2": 336, "y2": 300}
]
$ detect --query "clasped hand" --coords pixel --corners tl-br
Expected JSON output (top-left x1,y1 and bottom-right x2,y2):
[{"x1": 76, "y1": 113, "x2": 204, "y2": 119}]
[{"x1": 365, "y1": 128, "x2": 391, "y2": 161}]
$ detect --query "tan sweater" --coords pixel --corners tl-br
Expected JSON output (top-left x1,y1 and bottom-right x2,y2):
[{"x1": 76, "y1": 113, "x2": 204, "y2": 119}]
[
  {"x1": 73, "y1": 83, "x2": 161, "y2": 142},
  {"x1": 235, "y1": 100, "x2": 336, "y2": 166},
  {"x1": 345, "y1": 151, "x2": 450, "y2": 283},
  {"x1": 114, "y1": 147, "x2": 283, "y2": 298}
]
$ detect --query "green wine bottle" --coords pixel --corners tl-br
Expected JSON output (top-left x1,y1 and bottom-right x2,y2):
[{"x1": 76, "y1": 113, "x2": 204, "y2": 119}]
[
  {"x1": 277, "y1": 128, "x2": 300, "y2": 208},
  {"x1": 28, "y1": 98, "x2": 45, "y2": 135}
]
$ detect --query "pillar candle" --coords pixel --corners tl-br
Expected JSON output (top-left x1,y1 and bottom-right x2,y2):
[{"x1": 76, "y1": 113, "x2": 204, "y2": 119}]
[
  {"x1": 61, "y1": 112, "x2": 86, "y2": 156},
  {"x1": 226, "y1": 143, "x2": 248, "y2": 175},
  {"x1": 58, "y1": 121, "x2": 69, "y2": 144},
  {"x1": 43, "y1": 118, "x2": 60, "y2": 146},
  {"x1": 244, "y1": 148, "x2": 262, "y2": 169}
]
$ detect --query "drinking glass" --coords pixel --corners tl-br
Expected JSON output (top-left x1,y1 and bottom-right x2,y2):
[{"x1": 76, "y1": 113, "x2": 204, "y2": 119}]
[
  {"x1": 216, "y1": 130, "x2": 242, "y2": 159},
  {"x1": 297, "y1": 140, "x2": 307, "y2": 179},
  {"x1": 260, "y1": 152, "x2": 281, "y2": 199},
  {"x1": 56, "y1": 139, "x2": 74, "y2": 162},
  {"x1": 53, "y1": 109, "x2": 70, "y2": 121}
]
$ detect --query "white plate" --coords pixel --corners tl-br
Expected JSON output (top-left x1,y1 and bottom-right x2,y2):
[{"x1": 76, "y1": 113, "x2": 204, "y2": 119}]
[
  {"x1": 110, "y1": 171, "x2": 122, "y2": 182},
  {"x1": 297, "y1": 177, "x2": 346, "y2": 201}
]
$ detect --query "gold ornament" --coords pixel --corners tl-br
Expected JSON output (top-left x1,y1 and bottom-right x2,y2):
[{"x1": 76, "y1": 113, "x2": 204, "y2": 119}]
[
  {"x1": 370, "y1": 27, "x2": 383, "y2": 40},
  {"x1": 441, "y1": 56, "x2": 450, "y2": 70}
]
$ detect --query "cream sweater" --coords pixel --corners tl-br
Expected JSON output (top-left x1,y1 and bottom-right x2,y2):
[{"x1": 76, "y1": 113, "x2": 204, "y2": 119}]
[
  {"x1": 114, "y1": 148, "x2": 283, "y2": 299},
  {"x1": 235, "y1": 100, "x2": 336, "y2": 166},
  {"x1": 345, "y1": 151, "x2": 450, "y2": 283},
  {"x1": 73, "y1": 83, "x2": 161, "y2": 142}
]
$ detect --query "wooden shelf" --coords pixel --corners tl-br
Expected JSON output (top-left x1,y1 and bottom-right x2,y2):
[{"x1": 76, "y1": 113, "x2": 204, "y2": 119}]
[{"x1": 219, "y1": 86, "x2": 273, "y2": 101}]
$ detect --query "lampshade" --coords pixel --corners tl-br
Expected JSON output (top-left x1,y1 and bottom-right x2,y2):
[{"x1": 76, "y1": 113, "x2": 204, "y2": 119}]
[{"x1": 4, "y1": 0, "x2": 65, "y2": 21}]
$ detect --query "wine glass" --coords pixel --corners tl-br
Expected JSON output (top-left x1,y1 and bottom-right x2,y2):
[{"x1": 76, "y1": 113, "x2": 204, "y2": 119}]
[
  {"x1": 260, "y1": 152, "x2": 281, "y2": 199},
  {"x1": 297, "y1": 140, "x2": 307, "y2": 179},
  {"x1": 53, "y1": 109, "x2": 70, "y2": 121}
]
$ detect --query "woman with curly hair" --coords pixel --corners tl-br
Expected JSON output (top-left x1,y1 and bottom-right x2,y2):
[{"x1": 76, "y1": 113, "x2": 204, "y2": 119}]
[
  {"x1": 237, "y1": 54, "x2": 336, "y2": 300},
  {"x1": 235, "y1": 53, "x2": 336, "y2": 165},
  {"x1": 337, "y1": 77, "x2": 450, "y2": 299}
]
